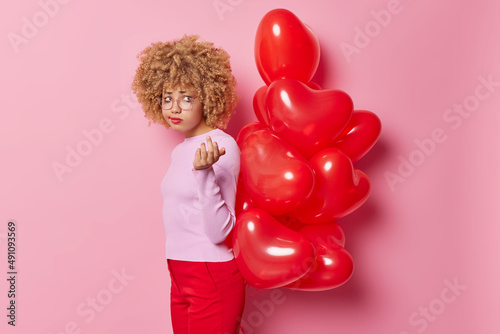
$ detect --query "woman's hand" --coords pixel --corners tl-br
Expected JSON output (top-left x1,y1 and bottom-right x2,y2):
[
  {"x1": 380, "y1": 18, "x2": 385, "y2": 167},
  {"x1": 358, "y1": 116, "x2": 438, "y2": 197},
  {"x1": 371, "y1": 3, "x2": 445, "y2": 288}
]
[{"x1": 193, "y1": 136, "x2": 226, "y2": 170}]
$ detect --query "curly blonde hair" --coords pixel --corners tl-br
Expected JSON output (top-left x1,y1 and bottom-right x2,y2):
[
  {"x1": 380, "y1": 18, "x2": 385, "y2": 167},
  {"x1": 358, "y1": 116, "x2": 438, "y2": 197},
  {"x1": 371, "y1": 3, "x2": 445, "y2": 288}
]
[{"x1": 131, "y1": 35, "x2": 239, "y2": 129}]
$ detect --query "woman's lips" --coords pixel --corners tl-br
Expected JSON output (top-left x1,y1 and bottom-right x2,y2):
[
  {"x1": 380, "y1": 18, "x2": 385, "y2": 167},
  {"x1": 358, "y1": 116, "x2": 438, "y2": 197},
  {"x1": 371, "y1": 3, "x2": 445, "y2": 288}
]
[{"x1": 170, "y1": 118, "x2": 182, "y2": 124}]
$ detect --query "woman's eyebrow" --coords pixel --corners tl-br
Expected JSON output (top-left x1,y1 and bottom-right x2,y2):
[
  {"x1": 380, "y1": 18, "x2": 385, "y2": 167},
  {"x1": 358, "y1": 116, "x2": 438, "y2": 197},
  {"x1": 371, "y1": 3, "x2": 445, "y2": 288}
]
[{"x1": 164, "y1": 90, "x2": 188, "y2": 94}]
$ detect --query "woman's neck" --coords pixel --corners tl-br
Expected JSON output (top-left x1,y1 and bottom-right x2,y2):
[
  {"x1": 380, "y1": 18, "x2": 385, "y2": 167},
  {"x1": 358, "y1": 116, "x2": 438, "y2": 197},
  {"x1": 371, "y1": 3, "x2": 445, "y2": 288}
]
[{"x1": 184, "y1": 120, "x2": 216, "y2": 138}]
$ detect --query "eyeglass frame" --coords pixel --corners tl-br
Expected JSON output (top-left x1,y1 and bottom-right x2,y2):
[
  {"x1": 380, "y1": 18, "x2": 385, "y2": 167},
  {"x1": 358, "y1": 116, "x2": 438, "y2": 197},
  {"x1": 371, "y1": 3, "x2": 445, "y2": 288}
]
[{"x1": 157, "y1": 95, "x2": 198, "y2": 111}]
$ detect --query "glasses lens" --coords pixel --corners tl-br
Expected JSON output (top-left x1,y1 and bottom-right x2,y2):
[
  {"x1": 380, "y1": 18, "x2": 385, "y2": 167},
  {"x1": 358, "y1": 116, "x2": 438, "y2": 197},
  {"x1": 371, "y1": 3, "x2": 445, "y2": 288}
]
[
  {"x1": 159, "y1": 96, "x2": 173, "y2": 110},
  {"x1": 178, "y1": 100, "x2": 191, "y2": 110},
  {"x1": 159, "y1": 96, "x2": 193, "y2": 110},
  {"x1": 164, "y1": 101, "x2": 173, "y2": 109}
]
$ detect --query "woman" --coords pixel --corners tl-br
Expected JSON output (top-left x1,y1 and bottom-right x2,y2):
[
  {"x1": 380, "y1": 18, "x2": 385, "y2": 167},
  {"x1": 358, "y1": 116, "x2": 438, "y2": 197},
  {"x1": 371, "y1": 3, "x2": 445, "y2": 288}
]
[{"x1": 131, "y1": 34, "x2": 245, "y2": 334}]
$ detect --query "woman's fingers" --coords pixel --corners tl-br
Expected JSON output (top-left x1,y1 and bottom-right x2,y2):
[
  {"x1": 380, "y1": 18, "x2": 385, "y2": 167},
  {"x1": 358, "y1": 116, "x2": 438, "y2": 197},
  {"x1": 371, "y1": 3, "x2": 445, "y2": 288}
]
[
  {"x1": 212, "y1": 140, "x2": 220, "y2": 160},
  {"x1": 193, "y1": 136, "x2": 226, "y2": 170},
  {"x1": 206, "y1": 136, "x2": 214, "y2": 153},
  {"x1": 206, "y1": 136, "x2": 222, "y2": 160},
  {"x1": 200, "y1": 142, "x2": 207, "y2": 158}
]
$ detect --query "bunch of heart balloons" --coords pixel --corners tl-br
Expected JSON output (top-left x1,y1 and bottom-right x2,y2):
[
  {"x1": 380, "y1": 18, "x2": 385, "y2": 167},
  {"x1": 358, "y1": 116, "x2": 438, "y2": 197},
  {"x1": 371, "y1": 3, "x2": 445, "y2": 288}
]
[{"x1": 232, "y1": 8, "x2": 381, "y2": 291}]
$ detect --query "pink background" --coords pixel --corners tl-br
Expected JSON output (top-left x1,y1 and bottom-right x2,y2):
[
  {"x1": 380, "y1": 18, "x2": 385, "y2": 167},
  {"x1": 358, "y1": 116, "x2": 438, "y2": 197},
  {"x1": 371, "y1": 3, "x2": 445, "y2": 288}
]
[{"x1": 1, "y1": 0, "x2": 499, "y2": 333}]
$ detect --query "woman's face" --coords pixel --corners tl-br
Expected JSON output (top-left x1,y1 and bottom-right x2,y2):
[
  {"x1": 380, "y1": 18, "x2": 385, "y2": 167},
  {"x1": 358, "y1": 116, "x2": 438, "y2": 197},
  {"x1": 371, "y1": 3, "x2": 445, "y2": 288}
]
[{"x1": 161, "y1": 86, "x2": 212, "y2": 137}]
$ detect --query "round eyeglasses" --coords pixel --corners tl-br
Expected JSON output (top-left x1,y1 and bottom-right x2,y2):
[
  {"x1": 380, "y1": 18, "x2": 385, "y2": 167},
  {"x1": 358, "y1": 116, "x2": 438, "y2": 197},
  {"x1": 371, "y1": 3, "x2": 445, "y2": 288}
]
[{"x1": 158, "y1": 95, "x2": 197, "y2": 111}]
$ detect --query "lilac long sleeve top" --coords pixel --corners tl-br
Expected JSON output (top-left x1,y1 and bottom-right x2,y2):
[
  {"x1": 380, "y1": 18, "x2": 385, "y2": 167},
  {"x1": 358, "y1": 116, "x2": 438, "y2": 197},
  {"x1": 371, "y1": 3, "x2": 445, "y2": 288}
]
[{"x1": 161, "y1": 128, "x2": 240, "y2": 262}]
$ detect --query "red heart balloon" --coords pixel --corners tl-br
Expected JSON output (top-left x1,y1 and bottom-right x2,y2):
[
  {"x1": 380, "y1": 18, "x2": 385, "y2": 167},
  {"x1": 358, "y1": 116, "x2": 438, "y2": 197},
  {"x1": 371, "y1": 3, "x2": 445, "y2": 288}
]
[
  {"x1": 285, "y1": 223, "x2": 353, "y2": 291},
  {"x1": 240, "y1": 129, "x2": 315, "y2": 216},
  {"x1": 266, "y1": 79, "x2": 353, "y2": 159},
  {"x1": 292, "y1": 147, "x2": 371, "y2": 223},
  {"x1": 330, "y1": 110, "x2": 382, "y2": 163},
  {"x1": 232, "y1": 208, "x2": 316, "y2": 289},
  {"x1": 253, "y1": 86, "x2": 269, "y2": 126},
  {"x1": 236, "y1": 122, "x2": 266, "y2": 147},
  {"x1": 255, "y1": 8, "x2": 320, "y2": 85},
  {"x1": 254, "y1": 82, "x2": 322, "y2": 128}
]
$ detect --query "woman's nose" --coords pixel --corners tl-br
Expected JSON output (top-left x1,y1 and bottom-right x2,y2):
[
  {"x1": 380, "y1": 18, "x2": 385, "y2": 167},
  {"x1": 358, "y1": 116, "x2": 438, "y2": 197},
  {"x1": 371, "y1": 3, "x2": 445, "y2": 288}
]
[{"x1": 171, "y1": 102, "x2": 181, "y2": 113}]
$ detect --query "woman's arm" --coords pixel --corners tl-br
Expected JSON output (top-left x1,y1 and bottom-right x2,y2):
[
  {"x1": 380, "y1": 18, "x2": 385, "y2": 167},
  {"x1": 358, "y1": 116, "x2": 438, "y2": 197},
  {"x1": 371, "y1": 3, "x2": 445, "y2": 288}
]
[{"x1": 192, "y1": 136, "x2": 240, "y2": 244}]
